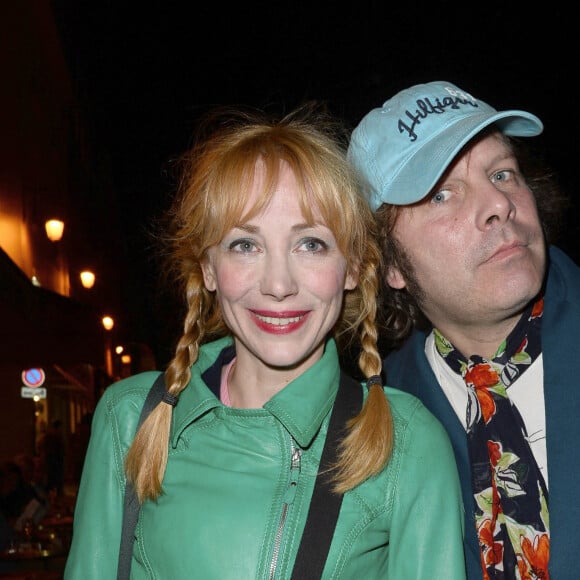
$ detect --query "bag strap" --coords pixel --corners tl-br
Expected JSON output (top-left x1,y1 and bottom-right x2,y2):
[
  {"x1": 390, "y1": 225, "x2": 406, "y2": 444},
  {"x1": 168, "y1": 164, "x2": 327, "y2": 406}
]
[
  {"x1": 290, "y1": 371, "x2": 362, "y2": 579},
  {"x1": 117, "y1": 370, "x2": 362, "y2": 580},
  {"x1": 116, "y1": 372, "x2": 166, "y2": 580}
]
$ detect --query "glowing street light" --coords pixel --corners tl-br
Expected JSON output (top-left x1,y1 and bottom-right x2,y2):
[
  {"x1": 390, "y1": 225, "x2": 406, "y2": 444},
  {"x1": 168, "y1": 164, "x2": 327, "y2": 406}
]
[
  {"x1": 102, "y1": 315, "x2": 115, "y2": 376},
  {"x1": 80, "y1": 270, "x2": 96, "y2": 289},
  {"x1": 45, "y1": 219, "x2": 65, "y2": 242}
]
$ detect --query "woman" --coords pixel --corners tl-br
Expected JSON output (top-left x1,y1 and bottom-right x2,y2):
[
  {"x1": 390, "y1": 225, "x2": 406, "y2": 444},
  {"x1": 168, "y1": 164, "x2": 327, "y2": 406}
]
[{"x1": 65, "y1": 104, "x2": 466, "y2": 579}]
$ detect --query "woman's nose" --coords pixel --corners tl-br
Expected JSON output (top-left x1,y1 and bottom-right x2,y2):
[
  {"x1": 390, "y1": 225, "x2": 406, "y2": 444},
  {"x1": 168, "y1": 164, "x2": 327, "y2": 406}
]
[{"x1": 259, "y1": 255, "x2": 299, "y2": 300}]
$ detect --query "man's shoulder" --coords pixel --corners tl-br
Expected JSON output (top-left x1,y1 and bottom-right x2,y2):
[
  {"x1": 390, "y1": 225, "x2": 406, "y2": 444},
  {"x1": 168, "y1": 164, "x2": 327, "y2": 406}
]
[
  {"x1": 382, "y1": 329, "x2": 435, "y2": 398},
  {"x1": 384, "y1": 329, "x2": 428, "y2": 369},
  {"x1": 549, "y1": 245, "x2": 580, "y2": 279}
]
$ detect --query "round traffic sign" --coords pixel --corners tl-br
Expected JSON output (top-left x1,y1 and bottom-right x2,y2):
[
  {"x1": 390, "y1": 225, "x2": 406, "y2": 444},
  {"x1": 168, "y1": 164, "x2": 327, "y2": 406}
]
[{"x1": 22, "y1": 368, "x2": 46, "y2": 388}]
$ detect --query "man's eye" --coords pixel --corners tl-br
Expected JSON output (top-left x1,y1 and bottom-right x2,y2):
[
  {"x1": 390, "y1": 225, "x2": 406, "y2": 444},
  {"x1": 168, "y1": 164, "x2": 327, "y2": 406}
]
[
  {"x1": 492, "y1": 170, "x2": 511, "y2": 183},
  {"x1": 430, "y1": 189, "x2": 450, "y2": 204}
]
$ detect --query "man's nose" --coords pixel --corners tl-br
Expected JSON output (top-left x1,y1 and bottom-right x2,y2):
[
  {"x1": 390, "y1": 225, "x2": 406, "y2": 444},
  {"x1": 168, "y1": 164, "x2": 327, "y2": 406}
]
[{"x1": 474, "y1": 181, "x2": 515, "y2": 230}]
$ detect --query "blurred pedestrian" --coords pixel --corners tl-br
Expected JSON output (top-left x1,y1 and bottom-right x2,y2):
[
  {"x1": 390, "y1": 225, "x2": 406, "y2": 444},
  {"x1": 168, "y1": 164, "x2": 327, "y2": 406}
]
[
  {"x1": 0, "y1": 459, "x2": 48, "y2": 534},
  {"x1": 37, "y1": 419, "x2": 65, "y2": 498},
  {"x1": 13, "y1": 452, "x2": 49, "y2": 513}
]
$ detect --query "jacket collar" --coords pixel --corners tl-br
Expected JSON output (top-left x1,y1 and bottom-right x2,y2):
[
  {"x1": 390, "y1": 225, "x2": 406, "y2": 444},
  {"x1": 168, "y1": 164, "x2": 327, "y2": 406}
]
[{"x1": 170, "y1": 336, "x2": 341, "y2": 448}]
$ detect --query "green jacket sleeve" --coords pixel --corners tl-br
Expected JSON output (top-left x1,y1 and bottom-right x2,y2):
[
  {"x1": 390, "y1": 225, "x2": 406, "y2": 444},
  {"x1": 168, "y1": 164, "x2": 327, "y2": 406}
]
[
  {"x1": 387, "y1": 397, "x2": 467, "y2": 579},
  {"x1": 63, "y1": 376, "x2": 153, "y2": 579}
]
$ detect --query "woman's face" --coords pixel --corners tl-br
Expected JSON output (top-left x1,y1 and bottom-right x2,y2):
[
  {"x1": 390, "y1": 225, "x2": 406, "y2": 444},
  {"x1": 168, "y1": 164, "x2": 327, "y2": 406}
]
[{"x1": 201, "y1": 161, "x2": 357, "y2": 374}]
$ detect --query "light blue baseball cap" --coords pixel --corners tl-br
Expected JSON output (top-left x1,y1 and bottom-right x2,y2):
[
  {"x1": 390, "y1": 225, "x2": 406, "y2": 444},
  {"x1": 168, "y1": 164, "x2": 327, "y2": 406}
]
[{"x1": 347, "y1": 80, "x2": 544, "y2": 210}]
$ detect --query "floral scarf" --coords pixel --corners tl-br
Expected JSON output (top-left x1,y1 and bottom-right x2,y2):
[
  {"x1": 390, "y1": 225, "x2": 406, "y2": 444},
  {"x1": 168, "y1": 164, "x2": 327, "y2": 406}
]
[{"x1": 434, "y1": 297, "x2": 550, "y2": 579}]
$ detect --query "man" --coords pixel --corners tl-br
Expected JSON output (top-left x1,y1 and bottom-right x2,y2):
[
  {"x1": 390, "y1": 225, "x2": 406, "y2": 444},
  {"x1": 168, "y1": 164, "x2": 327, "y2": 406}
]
[{"x1": 347, "y1": 80, "x2": 579, "y2": 579}]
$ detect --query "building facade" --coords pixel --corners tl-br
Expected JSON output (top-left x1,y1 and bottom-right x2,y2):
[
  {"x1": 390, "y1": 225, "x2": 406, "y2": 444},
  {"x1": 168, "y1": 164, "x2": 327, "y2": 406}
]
[{"x1": 0, "y1": 3, "x2": 150, "y2": 477}]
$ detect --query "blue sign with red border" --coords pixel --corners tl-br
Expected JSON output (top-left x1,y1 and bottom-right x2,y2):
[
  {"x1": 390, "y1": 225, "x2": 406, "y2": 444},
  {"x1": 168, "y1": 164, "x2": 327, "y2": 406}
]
[{"x1": 22, "y1": 368, "x2": 46, "y2": 388}]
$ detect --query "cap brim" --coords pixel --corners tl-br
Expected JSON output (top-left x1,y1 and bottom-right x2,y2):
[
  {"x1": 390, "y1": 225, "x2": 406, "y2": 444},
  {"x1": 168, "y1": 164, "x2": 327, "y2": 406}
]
[{"x1": 385, "y1": 110, "x2": 543, "y2": 206}]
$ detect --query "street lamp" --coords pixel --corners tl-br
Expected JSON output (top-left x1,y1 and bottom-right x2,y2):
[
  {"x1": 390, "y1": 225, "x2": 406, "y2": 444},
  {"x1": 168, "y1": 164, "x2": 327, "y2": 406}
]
[
  {"x1": 44, "y1": 219, "x2": 70, "y2": 295},
  {"x1": 102, "y1": 315, "x2": 115, "y2": 376},
  {"x1": 45, "y1": 219, "x2": 65, "y2": 242},
  {"x1": 80, "y1": 270, "x2": 96, "y2": 289}
]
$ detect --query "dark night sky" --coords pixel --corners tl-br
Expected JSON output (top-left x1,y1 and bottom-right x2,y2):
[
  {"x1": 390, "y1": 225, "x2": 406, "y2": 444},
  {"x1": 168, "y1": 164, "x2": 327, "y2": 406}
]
[{"x1": 52, "y1": 2, "x2": 577, "y2": 367}]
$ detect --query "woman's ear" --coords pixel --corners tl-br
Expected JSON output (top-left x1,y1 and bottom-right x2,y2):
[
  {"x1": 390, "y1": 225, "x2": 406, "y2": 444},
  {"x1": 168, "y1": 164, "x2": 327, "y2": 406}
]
[
  {"x1": 344, "y1": 271, "x2": 358, "y2": 291},
  {"x1": 200, "y1": 260, "x2": 217, "y2": 292},
  {"x1": 344, "y1": 262, "x2": 359, "y2": 291},
  {"x1": 385, "y1": 266, "x2": 406, "y2": 289}
]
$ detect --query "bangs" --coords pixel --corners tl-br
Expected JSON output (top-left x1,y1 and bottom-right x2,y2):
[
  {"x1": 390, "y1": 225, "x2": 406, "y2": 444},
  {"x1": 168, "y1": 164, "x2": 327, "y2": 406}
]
[{"x1": 179, "y1": 117, "x2": 365, "y2": 266}]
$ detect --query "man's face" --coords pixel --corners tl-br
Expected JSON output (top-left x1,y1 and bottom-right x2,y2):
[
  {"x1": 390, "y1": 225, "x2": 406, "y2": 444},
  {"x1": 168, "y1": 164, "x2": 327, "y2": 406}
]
[{"x1": 387, "y1": 132, "x2": 546, "y2": 349}]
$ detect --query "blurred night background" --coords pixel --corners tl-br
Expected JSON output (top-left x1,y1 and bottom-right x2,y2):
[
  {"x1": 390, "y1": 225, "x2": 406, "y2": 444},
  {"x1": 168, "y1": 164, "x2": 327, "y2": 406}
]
[{"x1": 0, "y1": 3, "x2": 576, "y2": 570}]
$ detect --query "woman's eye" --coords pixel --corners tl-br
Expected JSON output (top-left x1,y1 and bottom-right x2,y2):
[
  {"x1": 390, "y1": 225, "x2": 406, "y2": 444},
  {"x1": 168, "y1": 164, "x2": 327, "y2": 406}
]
[
  {"x1": 298, "y1": 237, "x2": 328, "y2": 253},
  {"x1": 230, "y1": 239, "x2": 256, "y2": 253}
]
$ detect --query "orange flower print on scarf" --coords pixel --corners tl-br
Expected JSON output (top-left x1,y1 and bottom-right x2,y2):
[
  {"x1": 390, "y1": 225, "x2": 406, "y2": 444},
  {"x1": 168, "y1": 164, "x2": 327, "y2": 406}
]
[
  {"x1": 531, "y1": 296, "x2": 544, "y2": 319},
  {"x1": 478, "y1": 517, "x2": 503, "y2": 576},
  {"x1": 464, "y1": 362, "x2": 499, "y2": 423},
  {"x1": 518, "y1": 533, "x2": 550, "y2": 579}
]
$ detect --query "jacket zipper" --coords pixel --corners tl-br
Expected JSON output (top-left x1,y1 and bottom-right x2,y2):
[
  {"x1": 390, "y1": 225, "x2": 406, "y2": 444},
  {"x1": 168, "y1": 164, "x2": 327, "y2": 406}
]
[{"x1": 268, "y1": 438, "x2": 302, "y2": 580}]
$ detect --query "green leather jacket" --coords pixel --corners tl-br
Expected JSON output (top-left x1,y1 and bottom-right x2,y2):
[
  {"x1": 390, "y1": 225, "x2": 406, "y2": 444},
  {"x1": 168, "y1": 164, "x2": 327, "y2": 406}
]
[{"x1": 65, "y1": 337, "x2": 466, "y2": 579}]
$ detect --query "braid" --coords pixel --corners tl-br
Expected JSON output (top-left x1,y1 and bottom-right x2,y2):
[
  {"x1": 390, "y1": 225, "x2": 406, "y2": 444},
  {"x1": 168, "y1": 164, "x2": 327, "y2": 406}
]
[
  {"x1": 330, "y1": 247, "x2": 394, "y2": 494},
  {"x1": 125, "y1": 274, "x2": 211, "y2": 502}
]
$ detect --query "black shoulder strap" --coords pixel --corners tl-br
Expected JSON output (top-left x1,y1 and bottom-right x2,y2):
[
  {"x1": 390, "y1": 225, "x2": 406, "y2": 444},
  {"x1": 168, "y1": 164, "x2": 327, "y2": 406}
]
[
  {"x1": 117, "y1": 371, "x2": 362, "y2": 580},
  {"x1": 290, "y1": 371, "x2": 362, "y2": 580},
  {"x1": 116, "y1": 372, "x2": 166, "y2": 580}
]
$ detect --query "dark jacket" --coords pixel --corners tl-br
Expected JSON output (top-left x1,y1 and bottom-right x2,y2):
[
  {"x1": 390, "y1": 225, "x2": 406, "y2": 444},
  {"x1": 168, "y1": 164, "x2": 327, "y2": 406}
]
[{"x1": 383, "y1": 245, "x2": 580, "y2": 579}]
